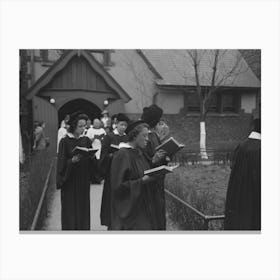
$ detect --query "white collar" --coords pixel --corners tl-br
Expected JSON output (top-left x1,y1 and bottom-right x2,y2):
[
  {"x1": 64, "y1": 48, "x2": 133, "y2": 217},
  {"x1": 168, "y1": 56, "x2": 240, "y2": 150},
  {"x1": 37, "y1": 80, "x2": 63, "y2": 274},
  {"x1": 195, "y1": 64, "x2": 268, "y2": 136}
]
[
  {"x1": 67, "y1": 133, "x2": 84, "y2": 139},
  {"x1": 248, "y1": 131, "x2": 261, "y2": 140},
  {"x1": 113, "y1": 128, "x2": 126, "y2": 136},
  {"x1": 119, "y1": 142, "x2": 133, "y2": 149}
]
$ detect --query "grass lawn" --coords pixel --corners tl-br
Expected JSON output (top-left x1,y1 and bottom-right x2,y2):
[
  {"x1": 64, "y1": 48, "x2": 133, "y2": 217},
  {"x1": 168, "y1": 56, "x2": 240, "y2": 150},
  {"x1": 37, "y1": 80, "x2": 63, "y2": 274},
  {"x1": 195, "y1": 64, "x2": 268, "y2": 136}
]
[{"x1": 165, "y1": 164, "x2": 231, "y2": 230}]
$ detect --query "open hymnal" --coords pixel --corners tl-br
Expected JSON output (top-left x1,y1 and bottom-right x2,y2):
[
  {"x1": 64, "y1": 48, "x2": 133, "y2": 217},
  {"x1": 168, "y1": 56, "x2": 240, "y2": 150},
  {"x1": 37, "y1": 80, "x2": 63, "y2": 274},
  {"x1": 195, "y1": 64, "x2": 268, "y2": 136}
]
[
  {"x1": 144, "y1": 164, "x2": 179, "y2": 177},
  {"x1": 72, "y1": 146, "x2": 98, "y2": 157},
  {"x1": 93, "y1": 134, "x2": 105, "y2": 141},
  {"x1": 155, "y1": 137, "x2": 185, "y2": 156},
  {"x1": 109, "y1": 144, "x2": 120, "y2": 153},
  {"x1": 109, "y1": 142, "x2": 131, "y2": 153}
]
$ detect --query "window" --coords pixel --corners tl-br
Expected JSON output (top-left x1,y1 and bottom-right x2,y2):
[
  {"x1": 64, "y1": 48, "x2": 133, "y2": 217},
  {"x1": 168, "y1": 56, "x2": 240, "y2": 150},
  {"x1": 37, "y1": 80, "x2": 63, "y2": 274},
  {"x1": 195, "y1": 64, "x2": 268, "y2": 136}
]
[
  {"x1": 222, "y1": 92, "x2": 239, "y2": 113},
  {"x1": 187, "y1": 90, "x2": 200, "y2": 112},
  {"x1": 186, "y1": 87, "x2": 240, "y2": 114},
  {"x1": 207, "y1": 92, "x2": 218, "y2": 113}
]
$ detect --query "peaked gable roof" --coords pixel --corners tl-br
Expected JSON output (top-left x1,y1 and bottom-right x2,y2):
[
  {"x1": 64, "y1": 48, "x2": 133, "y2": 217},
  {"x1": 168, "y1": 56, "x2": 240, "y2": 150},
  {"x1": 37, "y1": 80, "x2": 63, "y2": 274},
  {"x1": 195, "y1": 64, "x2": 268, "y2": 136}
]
[
  {"x1": 25, "y1": 50, "x2": 131, "y2": 102},
  {"x1": 142, "y1": 49, "x2": 260, "y2": 88}
]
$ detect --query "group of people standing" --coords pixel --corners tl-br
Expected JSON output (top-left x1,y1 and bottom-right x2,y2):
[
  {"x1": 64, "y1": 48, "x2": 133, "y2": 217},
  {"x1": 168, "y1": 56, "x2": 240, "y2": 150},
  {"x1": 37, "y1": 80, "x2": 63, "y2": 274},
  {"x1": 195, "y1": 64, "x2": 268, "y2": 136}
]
[
  {"x1": 55, "y1": 104, "x2": 261, "y2": 231},
  {"x1": 56, "y1": 105, "x2": 170, "y2": 230}
]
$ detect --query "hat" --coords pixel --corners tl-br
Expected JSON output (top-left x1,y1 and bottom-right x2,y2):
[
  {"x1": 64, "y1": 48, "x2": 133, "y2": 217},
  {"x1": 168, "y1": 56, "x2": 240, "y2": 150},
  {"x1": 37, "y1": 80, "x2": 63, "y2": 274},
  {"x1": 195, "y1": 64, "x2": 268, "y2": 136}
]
[
  {"x1": 125, "y1": 120, "x2": 147, "y2": 135},
  {"x1": 111, "y1": 114, "x2": 118, "y2": 120},
  {"x1": 116, "y1": 113, "x2": 130, "y2": 123},
  {"x1": 101, "y1": 110, "x2": 108, "y2": 115},
  {"x1": 141, "y1": 104, "x2": 163, "y2": 128}
]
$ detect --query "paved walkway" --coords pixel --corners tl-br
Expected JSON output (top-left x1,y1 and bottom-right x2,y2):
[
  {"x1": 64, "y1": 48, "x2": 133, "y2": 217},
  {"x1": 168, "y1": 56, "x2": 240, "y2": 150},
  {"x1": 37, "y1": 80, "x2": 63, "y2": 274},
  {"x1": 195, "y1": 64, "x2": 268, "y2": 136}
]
[
  {"x1": 43, "y1": 182, "x2": 175, "y2": 231},
  {"x1": 43, "y1": 183, "x2": 107, "y2": 231}
]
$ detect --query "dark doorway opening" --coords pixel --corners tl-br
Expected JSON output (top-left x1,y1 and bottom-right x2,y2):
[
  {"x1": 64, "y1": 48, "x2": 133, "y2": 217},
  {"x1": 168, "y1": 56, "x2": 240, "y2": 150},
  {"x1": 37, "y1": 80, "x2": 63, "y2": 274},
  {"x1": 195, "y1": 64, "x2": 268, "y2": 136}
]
[{"x1": 58, "y1": 98, "x2": 101, "y2": 128}]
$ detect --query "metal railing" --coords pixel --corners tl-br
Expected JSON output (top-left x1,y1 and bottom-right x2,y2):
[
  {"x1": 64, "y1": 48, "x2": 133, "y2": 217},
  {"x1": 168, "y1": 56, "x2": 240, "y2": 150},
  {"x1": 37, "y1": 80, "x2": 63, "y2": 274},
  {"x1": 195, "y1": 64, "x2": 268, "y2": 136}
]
[
  {"x1": 165, "y1": 189, "x2": 225, "y2": 230},
  {"x1": 172, "y1": 149, "x2": 233, "y2": 166},
  {"x1": 30, "y1": 157, "x2": 55, "y2": 230}
]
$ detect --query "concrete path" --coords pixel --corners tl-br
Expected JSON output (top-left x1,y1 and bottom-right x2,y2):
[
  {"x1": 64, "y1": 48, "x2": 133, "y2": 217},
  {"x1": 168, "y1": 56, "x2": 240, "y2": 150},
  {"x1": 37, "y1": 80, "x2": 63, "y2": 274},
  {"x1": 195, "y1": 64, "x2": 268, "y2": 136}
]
[
  {"x1": 43, "y1": 182, "x2": 175, "y2": 231},
  {"x1": 43, "y1": 184, "x2": 107, "y2": 231}
]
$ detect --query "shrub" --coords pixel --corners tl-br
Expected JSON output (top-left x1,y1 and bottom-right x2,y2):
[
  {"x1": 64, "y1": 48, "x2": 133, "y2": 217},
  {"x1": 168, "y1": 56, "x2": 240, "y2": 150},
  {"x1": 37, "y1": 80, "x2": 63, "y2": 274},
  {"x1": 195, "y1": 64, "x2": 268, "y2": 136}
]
[{"x1": 20, "y1": 149, "x2": 54, "y2": 230}]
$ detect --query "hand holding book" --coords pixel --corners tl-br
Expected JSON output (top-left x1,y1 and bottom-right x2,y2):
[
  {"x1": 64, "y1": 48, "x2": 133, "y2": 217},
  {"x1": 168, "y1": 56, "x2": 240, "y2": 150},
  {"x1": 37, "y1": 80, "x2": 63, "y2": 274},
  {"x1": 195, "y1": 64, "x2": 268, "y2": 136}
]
[
  {"x1": 141, "y1": 175, "x2": 156, "y2": 184},
  {"x1": 155, "y1": 137, "x2": 184, "y2": 157},
  {"x1": 152, "y1": 149, "x2": 167, "y2": 164},
  {"x1": 72, "y1": 146, "x2": 98, "y2": 157},
  {"x1": 144, "y1": 164, "x2": 179, "y2": 178},
  {"x1": 93, "y1": 134, "x2": 105, "y2": 141},
  {"x1": 109, "y1": 144, "x2": 120, "y2": 154},
  {"x1": 71, "y1": 154, "x2": 81, "y2": 163}
]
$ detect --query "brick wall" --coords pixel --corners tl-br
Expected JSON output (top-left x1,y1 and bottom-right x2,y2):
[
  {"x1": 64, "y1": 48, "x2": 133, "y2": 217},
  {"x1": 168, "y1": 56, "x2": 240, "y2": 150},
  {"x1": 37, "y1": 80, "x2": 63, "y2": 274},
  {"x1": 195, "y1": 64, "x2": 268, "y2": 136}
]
[
  {"x1": 163, "y1": 113, "x2": 253, "y2": 151},
  {"x1": 126, "y1": 112, "x2": 253, "y2": 151}
]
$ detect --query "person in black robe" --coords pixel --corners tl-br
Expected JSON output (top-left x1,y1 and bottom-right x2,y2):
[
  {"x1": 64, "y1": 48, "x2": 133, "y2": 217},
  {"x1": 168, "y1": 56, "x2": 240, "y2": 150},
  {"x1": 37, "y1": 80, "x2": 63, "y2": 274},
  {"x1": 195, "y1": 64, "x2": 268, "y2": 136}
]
[
  {"x1": 99, "y1": 113, "x2": 130, "y2": 229},
  {"x1": 110, "y1": 120, "x2": 164, "y2": 230},
  {"x1": 141, "y1": 104, "x2": 169, "y2": 230},
  {"x1": 56, "y1": 112, "x2": 97, "y2": 230},
  {"x1": 224, "y1": 118, "x2": 261, "y2": 230}
]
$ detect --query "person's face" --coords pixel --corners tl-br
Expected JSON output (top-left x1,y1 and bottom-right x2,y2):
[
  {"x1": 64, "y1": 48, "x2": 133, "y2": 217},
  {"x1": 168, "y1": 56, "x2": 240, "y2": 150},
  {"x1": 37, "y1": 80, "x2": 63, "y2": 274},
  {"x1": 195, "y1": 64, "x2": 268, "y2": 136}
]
[
  {"x1": 86, "y1": 120, "x2": 92, "y2": 128},
  {"x1": 107, "y1": 119, "x2": 112, "y2": 127},
  {"x1": 41, "y1": 122, "x2": 46, "y2": 128},
  {"x1": 116, "y1": 121, "x2": 128, "y2": 135},
  {"x1": 134, "y1": 126, "x2": 149, "y2": 149},
  {"x1": 93, "y1": 119, "x2": 100, "y2": 128},
  {"x1": 74, "y1": 119, "x2": 86, "y2": 136},
  {"x1": 65, "y1": 115, "x2": 70, "y2": 122},
  {"x1": 103, "y1": 114, "x2": 108, "y2": 118}
]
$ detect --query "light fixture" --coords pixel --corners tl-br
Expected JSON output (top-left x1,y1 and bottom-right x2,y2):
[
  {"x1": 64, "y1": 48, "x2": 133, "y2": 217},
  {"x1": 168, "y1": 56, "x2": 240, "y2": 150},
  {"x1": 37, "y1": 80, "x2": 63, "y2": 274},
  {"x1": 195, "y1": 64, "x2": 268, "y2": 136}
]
[
  {"x1": 50, "y1": 98, "x2": 55, "y2": 104},
  {"x1": 103, "y1": 99, "x2": 109, "y2": 107}
]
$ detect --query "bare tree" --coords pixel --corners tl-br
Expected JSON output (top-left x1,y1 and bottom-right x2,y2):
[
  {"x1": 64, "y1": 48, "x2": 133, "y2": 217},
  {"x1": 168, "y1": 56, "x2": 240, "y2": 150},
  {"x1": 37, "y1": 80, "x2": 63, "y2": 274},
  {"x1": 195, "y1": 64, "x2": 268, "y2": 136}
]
[{"x1": 183, "y1": 49, "x2": 248, "y2": 159}]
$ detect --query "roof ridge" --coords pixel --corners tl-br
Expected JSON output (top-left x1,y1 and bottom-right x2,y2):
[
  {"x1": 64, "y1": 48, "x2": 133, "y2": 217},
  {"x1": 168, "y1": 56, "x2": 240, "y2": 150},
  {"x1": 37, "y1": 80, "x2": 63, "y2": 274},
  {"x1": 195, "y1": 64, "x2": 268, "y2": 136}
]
[{"x1": 136, "y1": 49, "x2": 163, "y2": 80}]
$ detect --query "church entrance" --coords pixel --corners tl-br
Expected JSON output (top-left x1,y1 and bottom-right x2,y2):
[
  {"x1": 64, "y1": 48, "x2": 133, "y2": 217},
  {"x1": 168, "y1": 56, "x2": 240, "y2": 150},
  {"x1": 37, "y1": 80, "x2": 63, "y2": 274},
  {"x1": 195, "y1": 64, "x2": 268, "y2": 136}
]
[{"x1": 58, "y1": 98, "x2": 102, "y2": 127}]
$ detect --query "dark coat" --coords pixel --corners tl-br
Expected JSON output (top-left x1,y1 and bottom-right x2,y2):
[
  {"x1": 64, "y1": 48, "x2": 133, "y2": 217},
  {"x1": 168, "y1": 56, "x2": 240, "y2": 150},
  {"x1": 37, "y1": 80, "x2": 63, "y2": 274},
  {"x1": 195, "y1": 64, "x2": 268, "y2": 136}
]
[
  {"x1": 224, "y1": 137, "x2": 261, "y2": 230},
  {"x1": 142, "y1": 131, "x2": 167, "y2": 230},
  {"x1": 99, "y1": 132, "x2": 128, "y2": 228},
  {"x1": 110, "y1": 147, "x2": 158, "y2": 230},
  {"x1": 56, "y1": 135, "x2": 97, "y2": 230}
]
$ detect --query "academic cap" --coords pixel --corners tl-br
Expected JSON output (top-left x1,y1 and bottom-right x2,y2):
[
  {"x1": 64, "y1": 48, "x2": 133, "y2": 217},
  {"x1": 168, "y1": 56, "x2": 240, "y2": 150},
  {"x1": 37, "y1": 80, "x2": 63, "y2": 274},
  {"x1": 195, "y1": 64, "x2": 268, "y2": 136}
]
[
  {"x1": 116, "y1": 113, "x2": 130, "y2": 123},
  {"x1": 141, "y1": 104, "x2": 163, "y2": 128},
  {"x1": 125, "y1": 120, "x2": 147, "y2": 135}
]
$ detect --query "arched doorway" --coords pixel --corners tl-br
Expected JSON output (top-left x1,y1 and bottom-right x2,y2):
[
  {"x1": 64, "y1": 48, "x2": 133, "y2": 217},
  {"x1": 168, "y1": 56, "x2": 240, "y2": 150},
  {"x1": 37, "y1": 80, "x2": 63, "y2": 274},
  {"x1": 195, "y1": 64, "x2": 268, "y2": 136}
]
[{"x1": 58, "y1": 98, "x2": 102, "y2": 127}]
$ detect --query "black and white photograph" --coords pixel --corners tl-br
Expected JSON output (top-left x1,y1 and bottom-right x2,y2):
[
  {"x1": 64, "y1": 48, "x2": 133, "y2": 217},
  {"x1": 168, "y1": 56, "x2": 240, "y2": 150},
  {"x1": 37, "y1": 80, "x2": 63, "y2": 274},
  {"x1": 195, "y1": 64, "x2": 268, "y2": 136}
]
[
  {"x1": 19, "y1": 49, "x2": 261, "y2": 231},
  {"x1": 1, "y1": 1, "x2": 280, "y2": 280}
]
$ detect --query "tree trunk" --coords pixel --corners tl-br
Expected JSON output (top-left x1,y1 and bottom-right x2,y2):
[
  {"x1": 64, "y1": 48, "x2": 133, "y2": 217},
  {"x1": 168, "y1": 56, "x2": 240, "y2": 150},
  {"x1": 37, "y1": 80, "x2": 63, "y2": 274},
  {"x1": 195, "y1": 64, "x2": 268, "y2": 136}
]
[
  {"x1": 200, "y1": 121, "x2": 208, "y2": 160},
  {"x1": 200, "y1": 111, "x2": 208, "y2": 160},
  {"x1": 19, "y1": 126, "x2": 25, "y2": 164}
]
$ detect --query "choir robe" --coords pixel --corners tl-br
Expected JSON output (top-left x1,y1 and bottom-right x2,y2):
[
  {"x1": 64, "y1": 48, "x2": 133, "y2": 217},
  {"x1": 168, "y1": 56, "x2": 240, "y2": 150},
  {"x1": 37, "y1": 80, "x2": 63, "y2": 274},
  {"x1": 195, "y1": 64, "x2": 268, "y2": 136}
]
[
  {"x1": 110, "y1": 147, "x2": 157, "y2": 230},
  {"x1": 56, "y1": 134, "x2": 97, "y2": 230},
  {"x1": 99, "y1": 130, "x2": 128, "y2": 228},
  {"x1": 224, "y1": 132, "x2": 261, "y2": 230},
  {"x1": 142, "y1": 131, "x2": 167, "y2": 230}
]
